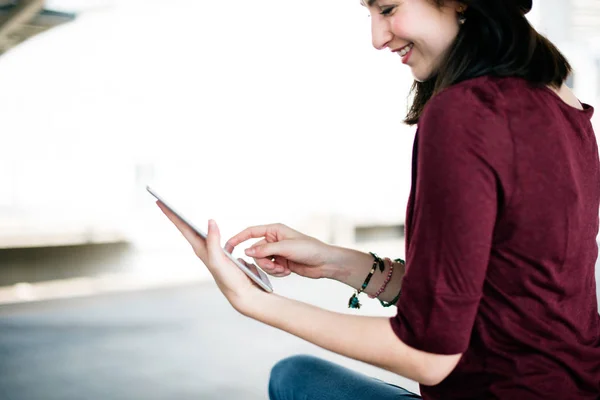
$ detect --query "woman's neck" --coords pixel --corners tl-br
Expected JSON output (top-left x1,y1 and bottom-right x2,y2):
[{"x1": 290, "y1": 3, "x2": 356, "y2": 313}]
[{"x1": 548, "y1": 84, "x2": 584, "y2": 111}]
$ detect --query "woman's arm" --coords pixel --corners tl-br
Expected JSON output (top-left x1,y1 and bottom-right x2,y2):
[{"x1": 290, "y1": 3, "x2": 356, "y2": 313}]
[
  {"x1": 157, "y1": 207, "x2": 455, "y2": 385},
  {"x1": 227, "y1": 224, "x2": 405, "y2": 304},
  {"x1": 239, "y1": 290, "x2": 461, "y2": 386}
]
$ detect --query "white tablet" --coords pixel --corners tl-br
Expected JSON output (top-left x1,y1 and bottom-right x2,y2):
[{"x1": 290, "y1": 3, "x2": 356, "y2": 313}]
[{"x1": 146, "y1": 185, "x2": 273, "y2": 293}]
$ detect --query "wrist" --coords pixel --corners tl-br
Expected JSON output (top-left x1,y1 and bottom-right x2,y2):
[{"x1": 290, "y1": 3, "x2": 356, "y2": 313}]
[
  {"x1": 325, "y1": 246, "x2": 374, "y2": 284},
  {"x1": 320, "y1": 244, "x2": 346, "y2": 280},
  {"x1": 232, "y1": 287, "x2": 272, "y2": 317}
]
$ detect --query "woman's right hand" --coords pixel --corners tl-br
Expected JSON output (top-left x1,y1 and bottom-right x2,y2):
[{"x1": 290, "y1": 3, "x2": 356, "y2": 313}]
[{"x1": 224, "y1": 223, "x2": 338, "y2": 279}]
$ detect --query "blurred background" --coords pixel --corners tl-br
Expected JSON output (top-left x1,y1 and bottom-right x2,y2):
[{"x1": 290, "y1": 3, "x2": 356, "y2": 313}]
[{"x1": 0, "y1": 0, "x2": 598, "y2": 399}]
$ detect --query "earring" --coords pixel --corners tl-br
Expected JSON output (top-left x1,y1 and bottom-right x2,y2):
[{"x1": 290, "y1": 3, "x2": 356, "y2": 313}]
[{"x1": 457, "y1": 6, "x2": 466, "y2": 25}]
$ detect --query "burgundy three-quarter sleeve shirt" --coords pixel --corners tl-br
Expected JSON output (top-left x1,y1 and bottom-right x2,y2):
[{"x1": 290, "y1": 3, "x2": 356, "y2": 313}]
[{"x1": 390, "y1": 76, "x2": 600, "y2": 399}]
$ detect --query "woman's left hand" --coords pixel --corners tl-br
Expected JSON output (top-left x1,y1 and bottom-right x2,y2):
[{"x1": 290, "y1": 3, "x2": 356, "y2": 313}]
[{"x1": 156, "y1": 201, "x2": 263, "y2": 311}]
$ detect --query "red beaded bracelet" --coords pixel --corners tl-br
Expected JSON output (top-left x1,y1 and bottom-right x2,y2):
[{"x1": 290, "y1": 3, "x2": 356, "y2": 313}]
[{"x1": 368, "y1": 257, "x2": 394, "y2": 299}]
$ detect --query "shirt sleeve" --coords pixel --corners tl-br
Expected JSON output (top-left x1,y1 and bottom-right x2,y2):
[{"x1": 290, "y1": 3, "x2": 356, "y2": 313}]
[{"x1": 390, "y1": 86, "x2": 508, "y2": 355}]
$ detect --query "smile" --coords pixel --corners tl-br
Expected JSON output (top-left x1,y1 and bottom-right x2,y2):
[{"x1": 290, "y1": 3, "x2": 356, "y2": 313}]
[{"x1": 393, "y1": 43, "x2": 414, "y2": 57}]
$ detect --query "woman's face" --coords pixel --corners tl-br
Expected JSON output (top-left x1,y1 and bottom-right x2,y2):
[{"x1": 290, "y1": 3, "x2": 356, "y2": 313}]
[{"x1": 363, "y1": 0, "x2": 463, "y2": 81}]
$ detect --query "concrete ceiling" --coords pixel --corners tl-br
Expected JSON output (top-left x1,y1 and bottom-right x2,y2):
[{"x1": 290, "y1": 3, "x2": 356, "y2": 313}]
[{"x1": 0, "y1": 0, "x2": 75, "y2": 56}]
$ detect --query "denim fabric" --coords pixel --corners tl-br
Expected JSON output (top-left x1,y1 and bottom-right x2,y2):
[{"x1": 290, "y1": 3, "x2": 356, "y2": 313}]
[{"x1": 269, "y1": 355, "x2": 421, "y2": 400}]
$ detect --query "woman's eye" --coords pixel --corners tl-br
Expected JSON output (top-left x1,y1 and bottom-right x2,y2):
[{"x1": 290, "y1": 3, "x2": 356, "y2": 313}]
[{"x1": 379, "y1": 6, "x2": 396, "y2": 16}]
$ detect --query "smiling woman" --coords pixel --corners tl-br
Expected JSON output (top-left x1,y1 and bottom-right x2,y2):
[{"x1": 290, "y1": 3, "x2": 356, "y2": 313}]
[
  {"x1": 157, "y1": 1, "x2": 600, "y2": 399},
  {"x1": 363, "y1": 0, "x2": 567, "y2": 125}
]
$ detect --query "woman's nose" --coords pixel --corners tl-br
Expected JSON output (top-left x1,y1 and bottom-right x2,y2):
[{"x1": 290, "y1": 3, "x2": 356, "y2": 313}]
[{"x1": 371, "y1": 16, "x2": 392, "y2": 50}]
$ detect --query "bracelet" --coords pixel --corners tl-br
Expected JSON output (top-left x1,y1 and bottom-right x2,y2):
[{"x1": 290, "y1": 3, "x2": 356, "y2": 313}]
[
  {"x1": 348, "y1": 252, "x2": 383, "y2": 309},
  {"x1": 378, "y1": 258, "x2": 405, "y2": 308},
  {"x1": 368, "y1": 257, "x2": 394, "y2": 299}
]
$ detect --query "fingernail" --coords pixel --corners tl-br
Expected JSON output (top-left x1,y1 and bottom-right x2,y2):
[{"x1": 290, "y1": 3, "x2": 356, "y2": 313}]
[{"x1": 245, "y1": 248, "x2": 255, "y2": 256}]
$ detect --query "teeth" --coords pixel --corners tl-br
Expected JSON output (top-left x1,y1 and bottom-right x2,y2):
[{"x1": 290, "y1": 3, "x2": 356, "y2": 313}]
[{"x1": 399, "y1": 43, "x2": 413, "y2": 57}]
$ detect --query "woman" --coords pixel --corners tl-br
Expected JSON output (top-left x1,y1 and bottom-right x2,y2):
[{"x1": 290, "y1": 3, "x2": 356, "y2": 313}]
[{"x1": 157, "y1": 0, "x2": 600, "y2": 398}]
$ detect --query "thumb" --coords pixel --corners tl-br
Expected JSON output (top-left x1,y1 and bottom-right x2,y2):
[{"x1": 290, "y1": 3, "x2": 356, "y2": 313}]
[
  {"x1": 207, "y1": 219, "x2": 224, "y2": 261},
  {"x1": 246, "y1": 241, "x2": 288, "y2": 259}
]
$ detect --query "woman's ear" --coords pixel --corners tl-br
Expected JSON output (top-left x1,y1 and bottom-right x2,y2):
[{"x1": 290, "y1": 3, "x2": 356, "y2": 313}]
[{"x1": 455, "y1": 2, "x2": 468, "y2": 25}]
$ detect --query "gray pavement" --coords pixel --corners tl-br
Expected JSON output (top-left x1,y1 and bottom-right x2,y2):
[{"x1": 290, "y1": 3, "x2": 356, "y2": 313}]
[
  {"x1": 0, "y1": 278, "x2": 418, "y2": 400},
  {"x1": 0, "y1": 283, "x2": 297, "y2": 400}
]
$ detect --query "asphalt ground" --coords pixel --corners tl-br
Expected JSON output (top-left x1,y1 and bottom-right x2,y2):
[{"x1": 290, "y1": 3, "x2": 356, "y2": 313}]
[{"x1": 0, "y1": 276, "x2": 418, "y2": 400}]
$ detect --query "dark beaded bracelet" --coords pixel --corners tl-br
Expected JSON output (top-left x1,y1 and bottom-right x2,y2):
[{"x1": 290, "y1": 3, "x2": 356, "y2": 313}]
[{"x1": 348, "y1": 252, "x2": 384, "y2": 309}]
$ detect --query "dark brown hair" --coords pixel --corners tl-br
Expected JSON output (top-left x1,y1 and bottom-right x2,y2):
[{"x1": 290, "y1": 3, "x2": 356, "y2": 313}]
[{"x1": 405, "y1": 0, "x2": 571, "y2": 125}]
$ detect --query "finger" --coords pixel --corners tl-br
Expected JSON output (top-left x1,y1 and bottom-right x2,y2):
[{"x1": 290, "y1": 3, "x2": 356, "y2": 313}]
[
  {"x1": 249, "y1": 239, "x2": 268, "y2": 248},
  {"x1": 257, "y1": 259, "x2": 291, "y2": 277},
  {"x1": 238, "y1": 258, "x2": 261, "y2": 277},
  {"x1": 245, "y1": 242, "x2": 291, "y2": 274},
  {"x1": 248, "y1": 239, "x2": 272, "y2": 262},
  {"x1": 224, "y1": 242, "x2": 235, "y2": 254},
  {"x1": 271, "y1": 264, "x2": 286, "y2": 275},
  {"x1": 245, "y1": 241, "x2": 289, "y2": 259},
  {"x1": 254, "y1": 250, "x2": 290, "y2": 273},
  {"x1": 224, "y1": 237, "x2": 267, "y2": 255},
  {"x1": 252, "y1": 257, "x2": 278, "y2": 273},
  {"x1": 225, "y1": 225, "x2": 272, "y2": 250},
  {"x1": 239, "y1": 258, "x2": 285, "y2": 284},
  {"x1": 268, "y1": 268, "x2": 292, "y2": 278},
  {"x1": 206, "y1": 219, "x2": 226, "y2": 264},
  {"x1": 157, "y1": 201, "x2": 187, "y2": 232},
  {"x1": 274, "y1": 258, "x2": 293, "y2": 275},
  {"x1": 236, "y1": 239, "x2": 292, "y2": 277},
  {"x1": 229, "y1": 238, "x2": 275, "y2": 273},
  {"x1": 157, "y1": 201, "x2": 205, "y2": 247},
  {"x1": 226, "y1": 223, "x2": 299, "y2": 249},
  {"x1": 272, "y1": 260, "x2": 291, "y2": 274}
]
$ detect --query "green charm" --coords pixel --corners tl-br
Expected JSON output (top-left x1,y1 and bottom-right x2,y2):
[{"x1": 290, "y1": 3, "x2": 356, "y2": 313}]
[
  {"x1": 348, "y1": 293, "x2": 361, "y2": 309},
  {"x1": 347, "y1": 253, "x2": 386, "y2": 309}
]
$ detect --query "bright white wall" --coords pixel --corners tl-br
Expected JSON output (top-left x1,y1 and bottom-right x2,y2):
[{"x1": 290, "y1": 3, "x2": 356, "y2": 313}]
[{"x1": 0, "y1": 0, "x2": 415, "y2": 245}]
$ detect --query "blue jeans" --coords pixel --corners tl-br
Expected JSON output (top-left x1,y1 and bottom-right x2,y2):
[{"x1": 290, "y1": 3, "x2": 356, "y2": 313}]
[{"x1": 269, "y1": 355, "x2": 422, "y2": 400}]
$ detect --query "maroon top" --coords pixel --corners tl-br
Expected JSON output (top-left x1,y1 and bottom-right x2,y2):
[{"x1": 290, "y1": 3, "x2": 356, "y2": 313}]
[{"x1": 390, "y1": 76, "x2": 600, "y2": 399}]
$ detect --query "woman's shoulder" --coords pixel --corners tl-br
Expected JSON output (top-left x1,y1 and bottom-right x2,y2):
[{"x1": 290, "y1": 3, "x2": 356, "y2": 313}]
[
  {"x1": 418, "y1": 77, "x2": 516, "y2": 164},
  {"x1": 419, "y1": 75, "x2": 580, "y2": 129},
  {"x1": 426, "y1": 76, "x2": 519, "y2": 112},
  {"x1": 425, "y1": 76, "x2": 594, "y2": 126},
  {"x1": 420, "y1": 76, "x2": 513, "y2": 129}
]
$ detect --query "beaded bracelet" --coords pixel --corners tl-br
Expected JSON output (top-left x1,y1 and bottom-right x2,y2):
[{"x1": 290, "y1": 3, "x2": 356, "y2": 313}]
[
  {"x1": 368, "y1": 257, "x2": 394, "y2": 299},
  {"x1": 378, "y1": 258, "x2": 405, "y2": 308},
  {"x1": 348, "y1": 252, "x2": 384, "y2": 309}
]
